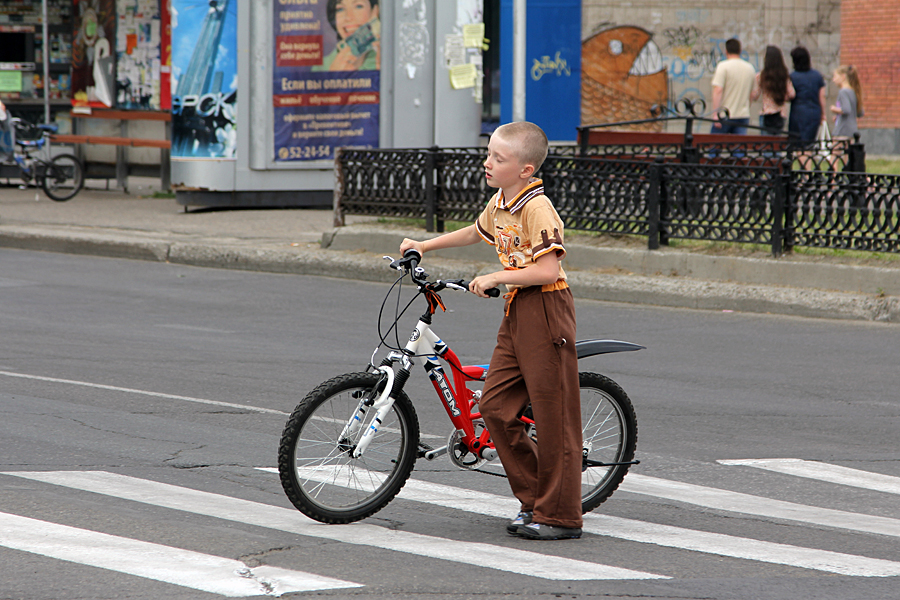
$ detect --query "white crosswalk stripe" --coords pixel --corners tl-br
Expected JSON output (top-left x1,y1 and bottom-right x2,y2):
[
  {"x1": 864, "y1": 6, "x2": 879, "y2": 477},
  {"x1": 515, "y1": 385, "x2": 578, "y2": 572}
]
[
  {"x1": 0, "y1": 511, "x2": 361, "y2": 596},
  {"x1": 4, "y1": 458, "x2": 900, "y2": 591},
  {"x1": 258, "y1": 467, "x2": 900, "y2": 577},
  {"x1": 718, "y1": 458, "x2": 900, "y2": 495},
  {"x1": 2, "y1": 471, "x2": 667, "y2": 581},
  {"x1": 620, "y1": 473, "x2": 900, "y2": 537}
]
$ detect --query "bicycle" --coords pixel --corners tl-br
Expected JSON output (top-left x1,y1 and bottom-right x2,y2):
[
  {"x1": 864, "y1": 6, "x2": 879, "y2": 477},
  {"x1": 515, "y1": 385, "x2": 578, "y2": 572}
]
[
  {"x1": 278, "y1": 250, "x2": 640, "y2": 524},
  {"x1": 1, "y1": 117, "x2": 84, "y2": 201}
]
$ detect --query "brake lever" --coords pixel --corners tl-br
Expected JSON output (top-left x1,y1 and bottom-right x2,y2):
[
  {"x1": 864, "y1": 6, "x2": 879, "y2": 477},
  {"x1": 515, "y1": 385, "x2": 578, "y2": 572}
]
[
  {"x1": 439, "y1": 279, "x2": 500, "y2": 297},
  {"x1": 440, "y1": 279, "x2": 467, "y2": 292}
]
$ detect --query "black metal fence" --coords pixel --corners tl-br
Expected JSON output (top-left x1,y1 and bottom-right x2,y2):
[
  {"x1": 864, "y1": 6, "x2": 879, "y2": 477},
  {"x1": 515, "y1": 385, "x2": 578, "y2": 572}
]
[{"x1": 334, "y1": 141, "x2": 898, "y2": 256}]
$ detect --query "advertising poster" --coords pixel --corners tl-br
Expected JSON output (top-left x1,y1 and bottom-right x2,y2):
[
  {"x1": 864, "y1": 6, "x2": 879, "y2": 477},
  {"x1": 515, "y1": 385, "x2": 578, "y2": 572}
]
[
  {"x1": 115, "y1": 0, "x2": 163, "y2": 110},
  {"x1": 170, "y1": 0, "x2": 237, "y2": 158},
  {"x1": 159, "y1": 0, "x2": 171, "y2": 110},
  {"x1": 71, "y1": 0, "x2": 117, "y2": 109},
  {"x1": 272, "y1": 0, "x2": 381, "y2": 162}
]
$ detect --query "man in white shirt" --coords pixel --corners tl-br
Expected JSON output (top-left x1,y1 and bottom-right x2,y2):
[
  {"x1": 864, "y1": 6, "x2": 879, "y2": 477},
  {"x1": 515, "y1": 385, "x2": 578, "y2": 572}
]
[{"x1": 710, "y1": 38, "x2": 757, "y2": 134}]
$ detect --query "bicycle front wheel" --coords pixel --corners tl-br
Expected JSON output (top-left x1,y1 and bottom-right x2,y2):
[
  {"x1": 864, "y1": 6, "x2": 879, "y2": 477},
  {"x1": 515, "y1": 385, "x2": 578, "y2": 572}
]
[
  {"x1": 278, "y1": 372, "x2": 420, "y2": 524},
  {"x1": 580, "y1": 371, "x2": 638, "y2": 512},
  {"x1": 41, "y1": 154, "x2": 84, "y2": 201}
]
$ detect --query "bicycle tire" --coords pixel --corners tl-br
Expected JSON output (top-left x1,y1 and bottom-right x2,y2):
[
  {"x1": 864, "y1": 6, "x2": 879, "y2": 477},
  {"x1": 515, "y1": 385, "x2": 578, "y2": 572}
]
[
  {"x1": 579, "y1": 371, "x2": 638, "y2": 512},
  {"x1": 278, "y1": 372, "x2": 420, "y2": 524},
  {"x1": 41, "y1": 154, "x2": 84, "y2": 201}
]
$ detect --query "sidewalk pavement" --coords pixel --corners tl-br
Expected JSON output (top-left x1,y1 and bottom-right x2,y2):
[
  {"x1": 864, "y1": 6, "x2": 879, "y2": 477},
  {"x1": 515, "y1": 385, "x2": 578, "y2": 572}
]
[{"x1": 2, "y1": 177, "x2": 899, "y2": 323}]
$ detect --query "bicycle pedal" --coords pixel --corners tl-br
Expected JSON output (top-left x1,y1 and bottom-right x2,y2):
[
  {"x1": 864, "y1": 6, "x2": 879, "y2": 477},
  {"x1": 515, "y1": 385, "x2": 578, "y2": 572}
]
[{"x1": 416, "y1": 441, "x2": 434, "y2": 458}]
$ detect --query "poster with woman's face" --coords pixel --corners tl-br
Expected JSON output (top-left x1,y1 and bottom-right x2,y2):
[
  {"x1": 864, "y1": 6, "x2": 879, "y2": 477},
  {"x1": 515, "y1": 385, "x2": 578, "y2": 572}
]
[{"x1": 272, "y1": 0, "x2": 381, "y2": 162}]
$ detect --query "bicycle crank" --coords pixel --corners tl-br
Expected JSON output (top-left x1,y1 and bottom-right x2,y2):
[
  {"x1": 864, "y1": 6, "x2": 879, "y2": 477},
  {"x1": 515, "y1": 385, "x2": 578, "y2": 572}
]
[{"x1": 447, "y1": 421, "x2": 495, "y2": 470}]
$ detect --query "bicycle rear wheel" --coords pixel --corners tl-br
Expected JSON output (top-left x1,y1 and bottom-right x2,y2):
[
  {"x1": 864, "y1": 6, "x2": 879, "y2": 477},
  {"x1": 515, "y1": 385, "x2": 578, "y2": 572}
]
[
  {"x1": 41, "y1": 154, "x2": 84, "y2": 201},
  {"x1": 278, "y1": 372, "x2": 420, "y2": 524},
  {"x1": 579, "y1": 371, "x2": 638, "y2": 512}
]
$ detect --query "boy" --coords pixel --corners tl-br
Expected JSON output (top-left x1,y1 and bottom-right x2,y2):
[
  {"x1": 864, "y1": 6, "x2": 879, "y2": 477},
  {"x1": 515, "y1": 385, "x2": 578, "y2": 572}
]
[{"x1": 400, "y1": 121, "x2": 582, "y2": 540}]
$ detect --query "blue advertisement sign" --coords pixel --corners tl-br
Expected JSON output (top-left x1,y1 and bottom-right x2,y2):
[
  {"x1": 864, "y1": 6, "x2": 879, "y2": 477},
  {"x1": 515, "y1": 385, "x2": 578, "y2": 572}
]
[
  {"x1": 170, "y1": 0, "x2": 238, "y2": 158},
  {"x1": 272, "y1": 0, "x2": 381, "y2": 162},
  {"x1": 500, "y1": 0, "x2": 581, "y2": 141}
]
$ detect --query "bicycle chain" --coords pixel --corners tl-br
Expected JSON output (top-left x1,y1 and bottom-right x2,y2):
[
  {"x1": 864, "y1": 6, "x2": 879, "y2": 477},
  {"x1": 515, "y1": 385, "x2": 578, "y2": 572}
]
[{"x1": 473, "y1": 468, "x2": 507, "y2": 479}]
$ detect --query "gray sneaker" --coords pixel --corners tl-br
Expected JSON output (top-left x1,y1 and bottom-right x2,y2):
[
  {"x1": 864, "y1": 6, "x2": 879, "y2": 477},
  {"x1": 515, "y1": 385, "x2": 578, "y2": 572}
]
[
  {"x1": 516, "y1": 522, "x2": 582, "y2": 540},
  {"x1": 506, "y1": 511, "x2": 533, "y2": 535}
]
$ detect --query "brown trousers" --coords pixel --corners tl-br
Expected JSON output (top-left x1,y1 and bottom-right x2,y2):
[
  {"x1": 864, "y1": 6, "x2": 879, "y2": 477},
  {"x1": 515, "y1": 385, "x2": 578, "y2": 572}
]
[{"x1": 479, "y1": 285, "x2": 583, "y2": 528}]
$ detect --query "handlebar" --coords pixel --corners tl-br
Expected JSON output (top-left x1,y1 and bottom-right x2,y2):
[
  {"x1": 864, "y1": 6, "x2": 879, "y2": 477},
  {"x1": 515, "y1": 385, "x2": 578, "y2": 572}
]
[{"x1": 388, "y1": 250, "x2": 500, "y2": 297}]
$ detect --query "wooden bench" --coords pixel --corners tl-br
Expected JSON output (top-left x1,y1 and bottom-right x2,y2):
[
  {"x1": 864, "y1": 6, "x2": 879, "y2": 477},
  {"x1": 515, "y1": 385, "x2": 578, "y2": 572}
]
[
  {"x1": 577, "y1": 129, "x2": 791, "y2": 167},
  {"x1": 51, "y1": 108, "x2": 171, "y2": 191}
]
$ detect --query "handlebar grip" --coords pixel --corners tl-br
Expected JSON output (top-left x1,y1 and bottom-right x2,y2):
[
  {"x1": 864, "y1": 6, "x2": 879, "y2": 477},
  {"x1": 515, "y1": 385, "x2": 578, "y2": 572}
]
[
  {"x1": 403, "y1": 248, "x2": 421, "y2": 270},
  {"x1": 459, "y1": 280, "x2": 500, "y2": 297}
]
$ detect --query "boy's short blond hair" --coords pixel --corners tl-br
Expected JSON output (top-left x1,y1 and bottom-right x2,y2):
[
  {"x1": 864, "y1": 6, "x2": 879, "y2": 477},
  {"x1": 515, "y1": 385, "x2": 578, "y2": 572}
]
[{"x1": 493, "y1": 121, "x2": 549, "y2": 172}]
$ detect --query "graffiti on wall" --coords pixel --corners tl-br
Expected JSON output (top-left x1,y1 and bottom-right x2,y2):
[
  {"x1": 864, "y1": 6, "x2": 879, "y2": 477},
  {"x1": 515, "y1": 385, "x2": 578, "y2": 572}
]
[
  {"x1": 581, "y1": 26, "x2": 668, "y2": 132},
  {"x1": 581, "y1": 3, "x2": 842, "y2": 130},
  {"x1": 662, "y1": 25, "x2": 720, "y2": 85}
]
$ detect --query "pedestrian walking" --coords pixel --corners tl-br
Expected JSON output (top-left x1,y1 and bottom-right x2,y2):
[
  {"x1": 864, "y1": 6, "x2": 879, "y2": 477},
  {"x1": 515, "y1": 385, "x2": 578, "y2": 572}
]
[
  {"x1": 830, "y1": 65, "x2": 863, "y2": 139},
  {"x1": 400, "y1": 121, "x2": 583, "y2": 541},
  {"x1": 787, "y1": 46, "x2": 826, "y2": 144},
  {"x1": 710, "y1": 38, "x2": 757, "y2": 135},
  {"x1": 828, "y1": 65, "x2": 864, "y2": 170},
  {"x1": 751, "y1": 46, "x2": 795, "y2": 133},
  {"x1": 787, "y1": 46, "x2": 827, "y2": 168}
]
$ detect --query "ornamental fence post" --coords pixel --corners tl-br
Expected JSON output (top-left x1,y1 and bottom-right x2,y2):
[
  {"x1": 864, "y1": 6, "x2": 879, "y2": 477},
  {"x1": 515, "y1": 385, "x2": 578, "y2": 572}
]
[
  {"x1": 779, "y1": 159, "x2": 794, "y2": 254},
  {"x1": 846, "y1": 133, "x2": 867, "y2": 209},
  {"x1": 846, "y1": 132, "x2": 866, "y2": 173},
  {"x1": 578, "y1": 125, "x2": 589, "y2": 157},
  {"x1": 647, "y1": 157, "x2": 664, "y2": 250},
  {"x1": 771, "y1": 166, "x2": 785, "y2": 256},
  {"x1": 424, "y1": 146, "x2": 438, "y2": 232},
  {"x1": 679, "y1": 116, "x2": 700, "y2": 164}
]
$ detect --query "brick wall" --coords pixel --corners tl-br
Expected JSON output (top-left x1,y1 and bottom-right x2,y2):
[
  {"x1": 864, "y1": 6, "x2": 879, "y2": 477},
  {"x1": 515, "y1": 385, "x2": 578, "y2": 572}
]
[{"x1": 840, "y1": 0, "x2": 900, "y2": 129}]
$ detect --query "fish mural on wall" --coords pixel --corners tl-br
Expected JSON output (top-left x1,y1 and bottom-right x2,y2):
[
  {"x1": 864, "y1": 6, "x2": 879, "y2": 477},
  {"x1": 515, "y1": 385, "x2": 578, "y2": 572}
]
[{"x1": 582, "y1": 25, "x2": 668, "y2": 131}]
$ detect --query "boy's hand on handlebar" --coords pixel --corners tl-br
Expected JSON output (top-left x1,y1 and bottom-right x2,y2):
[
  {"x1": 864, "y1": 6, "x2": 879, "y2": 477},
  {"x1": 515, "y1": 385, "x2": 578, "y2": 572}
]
[
  {"x1": 469, "y1": 274, "x2": 501, "y2": 298},
  {"x1": 400, "y1": 238, "x2": 425, "y2": 256}
]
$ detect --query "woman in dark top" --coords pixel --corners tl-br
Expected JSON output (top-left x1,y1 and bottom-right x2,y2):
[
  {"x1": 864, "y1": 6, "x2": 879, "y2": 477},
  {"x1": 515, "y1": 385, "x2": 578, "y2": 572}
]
[{"x1": 787, "y1": 46, "x2": 826, "y2": 145}]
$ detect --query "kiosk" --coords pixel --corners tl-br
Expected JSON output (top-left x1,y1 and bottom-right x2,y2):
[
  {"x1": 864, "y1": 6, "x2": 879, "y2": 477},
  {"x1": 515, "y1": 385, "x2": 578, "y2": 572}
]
[{"x1": 172, "y1": 1, "x2": 487, "y2": 208}]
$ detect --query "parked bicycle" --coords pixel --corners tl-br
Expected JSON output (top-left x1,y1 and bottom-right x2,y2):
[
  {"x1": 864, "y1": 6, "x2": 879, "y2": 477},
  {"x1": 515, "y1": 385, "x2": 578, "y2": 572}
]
[
  {"x1": 1, "y1": 117, "x2": 84, "y2": 201},
  {"x1": 278, "y1": 250, "x2": 640, "y2": 524}
]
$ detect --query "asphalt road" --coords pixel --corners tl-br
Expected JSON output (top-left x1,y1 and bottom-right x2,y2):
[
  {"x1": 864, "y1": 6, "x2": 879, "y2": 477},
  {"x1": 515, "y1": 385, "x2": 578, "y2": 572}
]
[{"x1": 1, "y1": 248, "x2": 898, "y2": 599}]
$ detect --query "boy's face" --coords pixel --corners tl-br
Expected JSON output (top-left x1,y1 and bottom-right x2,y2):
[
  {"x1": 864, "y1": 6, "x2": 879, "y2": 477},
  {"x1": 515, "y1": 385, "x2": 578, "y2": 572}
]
[{"x1": 484, "y1": 133, "x2": 530, "y2": 191}]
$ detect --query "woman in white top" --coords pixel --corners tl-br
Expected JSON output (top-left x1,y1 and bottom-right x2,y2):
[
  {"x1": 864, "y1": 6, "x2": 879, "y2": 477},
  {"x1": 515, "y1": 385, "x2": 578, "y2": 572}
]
[{"x1": 751, "y1": 46, "x2": 795, "y2": 133}]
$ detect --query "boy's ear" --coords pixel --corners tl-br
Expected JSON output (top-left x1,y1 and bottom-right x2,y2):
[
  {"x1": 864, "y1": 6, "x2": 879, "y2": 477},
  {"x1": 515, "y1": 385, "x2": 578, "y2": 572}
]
[{"x1": 519, "y1": 162, "x2": 536, "y2": 179}]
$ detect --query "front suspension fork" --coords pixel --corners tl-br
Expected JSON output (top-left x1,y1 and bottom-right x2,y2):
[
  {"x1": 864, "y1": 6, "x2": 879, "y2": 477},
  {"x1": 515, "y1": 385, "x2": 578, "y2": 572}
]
[{"x1": 347, "y1": 365, "x2": 406, "y2": 459}]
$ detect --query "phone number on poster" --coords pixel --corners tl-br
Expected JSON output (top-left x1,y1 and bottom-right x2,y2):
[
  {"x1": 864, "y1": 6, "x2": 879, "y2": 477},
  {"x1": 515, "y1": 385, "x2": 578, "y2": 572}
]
[{"x1": 278, "y1": 145, "x2": 332, "y2": 160}]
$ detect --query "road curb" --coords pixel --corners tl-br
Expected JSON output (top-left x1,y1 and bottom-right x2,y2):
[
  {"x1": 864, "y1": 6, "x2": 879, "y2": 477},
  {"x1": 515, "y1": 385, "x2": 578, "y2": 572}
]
[
  {"x1": 1, "y1": 225, "x2": 897, "y2": 323},
  {"x1": 0, "y1": 227, "x2": 170, "y2": 262}
]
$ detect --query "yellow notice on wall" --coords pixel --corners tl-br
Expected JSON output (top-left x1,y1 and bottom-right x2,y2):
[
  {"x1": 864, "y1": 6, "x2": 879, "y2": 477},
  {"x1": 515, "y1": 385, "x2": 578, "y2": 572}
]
[
  {"x1": 0, "y1": 70, "x2": 23, "y2": 92},
  {"x1": 450, "y1": 63, "x2": 477, "y2": 89},
  {"x1": 463, "y1": 23, "x2": 485, "y2": 48}
]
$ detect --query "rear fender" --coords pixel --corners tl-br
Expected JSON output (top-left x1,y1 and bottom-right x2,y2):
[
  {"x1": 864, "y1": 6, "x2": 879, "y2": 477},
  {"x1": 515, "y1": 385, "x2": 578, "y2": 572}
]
[{"x1": 575, "y1": 339, "x2": 645, "y2": 359}]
